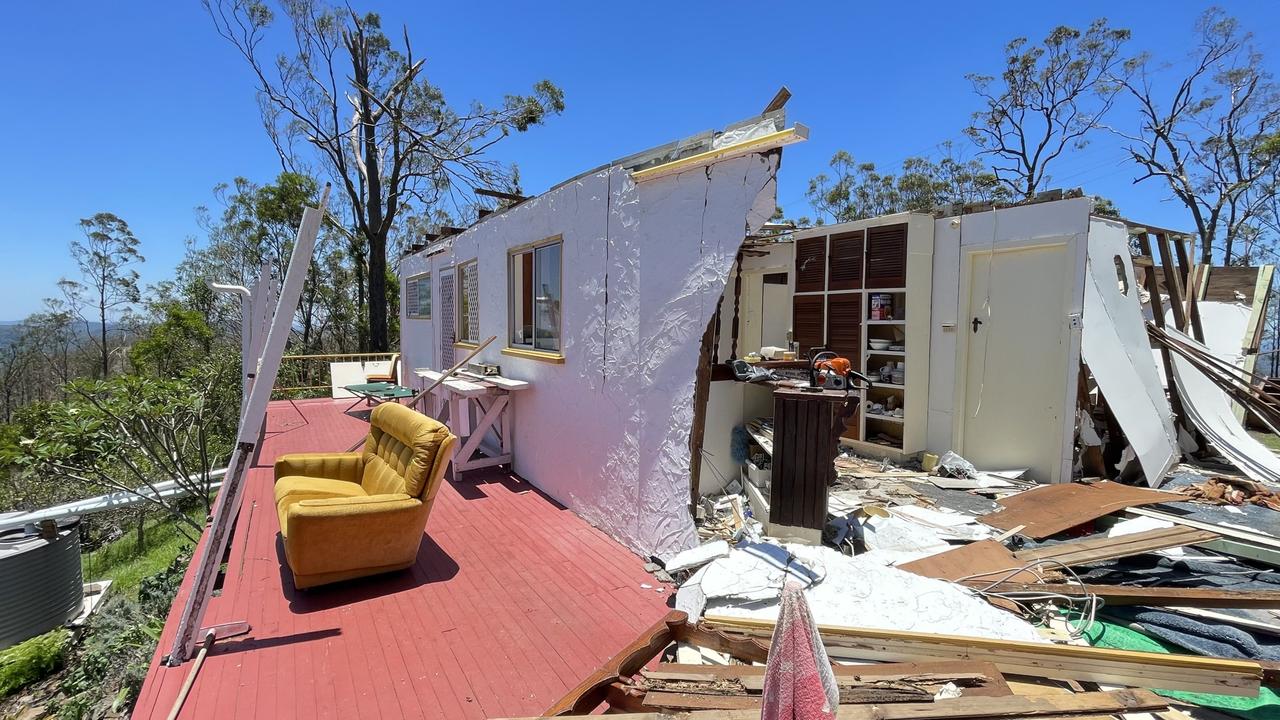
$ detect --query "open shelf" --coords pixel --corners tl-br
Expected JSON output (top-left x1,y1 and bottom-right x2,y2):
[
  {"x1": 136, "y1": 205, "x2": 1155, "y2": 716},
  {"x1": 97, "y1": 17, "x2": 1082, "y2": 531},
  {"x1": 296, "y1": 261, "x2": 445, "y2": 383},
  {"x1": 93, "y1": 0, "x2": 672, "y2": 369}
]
[
  {"x1": 866, "y1": 319, "x2": 905, "y2": 326},
  {"x1": 745, "y1": 418, "x2": 774, "y2": 457},
  {"x1": 866, "y1": 349, "x2": 906, "y2": 357},
  {"x1": 865, "y1": 413, "x2": 905, "y2": 424}
]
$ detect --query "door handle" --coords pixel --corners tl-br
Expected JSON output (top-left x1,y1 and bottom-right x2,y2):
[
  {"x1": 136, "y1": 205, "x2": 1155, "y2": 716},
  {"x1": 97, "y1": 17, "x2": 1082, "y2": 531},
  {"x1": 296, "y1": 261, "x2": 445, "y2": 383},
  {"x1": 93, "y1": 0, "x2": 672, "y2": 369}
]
[{"x1": 972, "y1": 317, "x2": 983, "y2": 333}]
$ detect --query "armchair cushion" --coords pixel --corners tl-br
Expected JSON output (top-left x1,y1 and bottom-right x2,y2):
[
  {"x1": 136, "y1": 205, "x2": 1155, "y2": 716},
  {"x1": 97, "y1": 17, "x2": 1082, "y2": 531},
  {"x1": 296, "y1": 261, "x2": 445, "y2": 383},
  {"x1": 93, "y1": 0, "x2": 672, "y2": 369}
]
[
  {"x1": 273, "y1": 476, "x2": 369, "y2": 536},
  {"x1": 274, "y1": 451, "x2": 364, "y2": 485},
  {"x1": 360, "y1": 403, "x2": 453, "y2": 497},
  {"x1": 284, "y1": 494, "x2": 425, "y2": 588}
]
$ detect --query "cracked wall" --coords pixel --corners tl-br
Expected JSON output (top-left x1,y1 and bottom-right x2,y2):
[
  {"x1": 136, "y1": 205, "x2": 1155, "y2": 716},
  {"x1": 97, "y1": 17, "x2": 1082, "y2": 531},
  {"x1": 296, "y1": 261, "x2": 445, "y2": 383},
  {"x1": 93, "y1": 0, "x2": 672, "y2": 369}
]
[{"x1": 400, "y1": 152, "x2": 779, "y2": 557}]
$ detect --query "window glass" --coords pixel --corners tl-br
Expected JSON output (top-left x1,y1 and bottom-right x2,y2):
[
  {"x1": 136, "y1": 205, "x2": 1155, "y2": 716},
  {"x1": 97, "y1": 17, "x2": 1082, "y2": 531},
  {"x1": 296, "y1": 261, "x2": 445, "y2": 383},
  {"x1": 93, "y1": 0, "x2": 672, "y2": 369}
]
[
  {"x1": 406, "y1": 274, "x2": 431, "y2": 319},
  {"x1": 510, "y1": 251, "x2": 533, "y2": 345},
  {"x1": 534, "y1": 243, "x2": 562, "y2": 351}
]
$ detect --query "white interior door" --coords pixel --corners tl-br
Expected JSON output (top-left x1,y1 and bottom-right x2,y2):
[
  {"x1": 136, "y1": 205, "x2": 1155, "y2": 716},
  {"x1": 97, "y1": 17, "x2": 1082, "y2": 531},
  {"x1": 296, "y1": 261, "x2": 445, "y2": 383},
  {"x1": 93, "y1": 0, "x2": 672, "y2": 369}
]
[{"x1": 958, "y1": 241, "x2": 1076, "y2": 482}]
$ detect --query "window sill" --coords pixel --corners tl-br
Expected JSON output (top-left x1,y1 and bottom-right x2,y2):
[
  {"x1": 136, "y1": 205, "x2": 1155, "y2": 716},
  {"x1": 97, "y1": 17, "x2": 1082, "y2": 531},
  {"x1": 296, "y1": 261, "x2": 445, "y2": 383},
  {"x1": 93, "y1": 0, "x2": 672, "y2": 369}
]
[
  {"x1": 454, "y1": 342, "x2": 480, "y2": 350},
  {"x1": 501, "y1": 347, "x2": 565, "y2": 364}
]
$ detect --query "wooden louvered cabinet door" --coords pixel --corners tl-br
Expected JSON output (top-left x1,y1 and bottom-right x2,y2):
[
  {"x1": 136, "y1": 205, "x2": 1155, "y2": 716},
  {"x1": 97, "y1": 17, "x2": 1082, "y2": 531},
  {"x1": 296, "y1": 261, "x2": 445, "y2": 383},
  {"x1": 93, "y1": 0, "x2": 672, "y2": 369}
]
[
  {"x1": 795, "y1": 236, "x2": 827, "y2": 293},
  {"x1": 827, "y1": 230, "x2": 864, "y2": 291},
  {"x1": 825, "y1": 293, "x2": 862, "y2": 359},
  {"x1": 865, "y1": 223, "x2": 907, "y2": 288},
  {"x1": 792, "y1": 295, "x2": 825, "y2": 357}
]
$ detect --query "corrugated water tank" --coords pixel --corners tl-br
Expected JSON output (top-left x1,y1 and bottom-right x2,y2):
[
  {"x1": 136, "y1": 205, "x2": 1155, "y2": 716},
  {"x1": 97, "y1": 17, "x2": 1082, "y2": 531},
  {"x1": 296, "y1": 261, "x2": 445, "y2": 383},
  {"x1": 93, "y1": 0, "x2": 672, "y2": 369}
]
[{"x1": 0, "y1": 517, "x2": 84, "y2": 649}]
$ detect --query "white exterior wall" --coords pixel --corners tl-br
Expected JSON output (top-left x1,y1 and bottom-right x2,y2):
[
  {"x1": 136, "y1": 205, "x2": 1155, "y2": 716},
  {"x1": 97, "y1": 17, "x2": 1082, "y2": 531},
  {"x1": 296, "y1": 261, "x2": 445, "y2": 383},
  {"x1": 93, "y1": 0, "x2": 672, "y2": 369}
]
[
  {"x1": 925, "y1": 198, "x2": 1090, "y2": 482},
  {"x1": 400, "y1": 154, "x2": 779, "y2": 557}
]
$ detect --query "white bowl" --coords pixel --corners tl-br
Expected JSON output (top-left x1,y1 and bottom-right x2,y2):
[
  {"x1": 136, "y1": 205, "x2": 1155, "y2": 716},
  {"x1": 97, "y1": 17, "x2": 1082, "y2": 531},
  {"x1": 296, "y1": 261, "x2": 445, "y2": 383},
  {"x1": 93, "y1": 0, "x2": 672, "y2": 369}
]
[{"x1": 868, "y1": 340, "x2": 891, "y2": 350}]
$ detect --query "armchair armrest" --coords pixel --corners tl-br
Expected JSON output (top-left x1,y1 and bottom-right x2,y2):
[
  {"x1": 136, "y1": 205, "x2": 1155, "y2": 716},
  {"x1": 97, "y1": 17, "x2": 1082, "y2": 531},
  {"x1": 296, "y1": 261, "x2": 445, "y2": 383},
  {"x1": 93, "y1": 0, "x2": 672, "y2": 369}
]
[
  {"x1": 284, "y1": 494, "x2": 425, "y2": 577},
  {"x1": 274, "y1": 452, "x2": 364, "y2": 483}
]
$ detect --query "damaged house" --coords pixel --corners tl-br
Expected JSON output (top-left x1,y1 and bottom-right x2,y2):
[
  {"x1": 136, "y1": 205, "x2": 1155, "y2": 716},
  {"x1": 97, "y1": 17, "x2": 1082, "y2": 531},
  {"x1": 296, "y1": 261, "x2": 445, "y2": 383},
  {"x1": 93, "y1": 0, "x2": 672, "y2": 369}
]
[{"x1": 120, "y1": 101, "x2": 1280, "y2": 720}]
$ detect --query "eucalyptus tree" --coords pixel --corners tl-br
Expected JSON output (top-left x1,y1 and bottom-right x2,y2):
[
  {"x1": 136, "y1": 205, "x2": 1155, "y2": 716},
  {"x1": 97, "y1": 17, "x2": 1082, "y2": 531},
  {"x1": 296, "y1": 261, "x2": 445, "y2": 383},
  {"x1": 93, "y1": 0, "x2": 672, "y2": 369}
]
[
  {"x1": 1112, "y1": 8, "x2": 1280, "y2": 264},
  {"x1": 62, "y1": 213, "x2": 144, "y2": 378},
  {"x1": 965, "y1": 19, "x2": 1131, "y2": 199},
  {"x1": 205, "y1": 0, "x2": 564, "y2": 351}
]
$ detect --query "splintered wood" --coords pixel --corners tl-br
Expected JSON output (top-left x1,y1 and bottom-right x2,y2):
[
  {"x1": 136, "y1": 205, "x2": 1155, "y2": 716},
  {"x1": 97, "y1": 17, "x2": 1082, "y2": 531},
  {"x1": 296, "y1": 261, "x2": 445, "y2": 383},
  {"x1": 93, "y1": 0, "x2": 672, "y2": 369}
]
[
  {"x1": 616, "y1": 661, "x2": 1014, "y2": 711},
  {"x1": 506, "y1": 689, "x2": 1174, "y2": 720},
  {"x1": 979, "y1": 480, "x2": 1184, "y2": 538},
  {"x1": 703, "y1": 615, "x2": 1264, "y2": 697}
]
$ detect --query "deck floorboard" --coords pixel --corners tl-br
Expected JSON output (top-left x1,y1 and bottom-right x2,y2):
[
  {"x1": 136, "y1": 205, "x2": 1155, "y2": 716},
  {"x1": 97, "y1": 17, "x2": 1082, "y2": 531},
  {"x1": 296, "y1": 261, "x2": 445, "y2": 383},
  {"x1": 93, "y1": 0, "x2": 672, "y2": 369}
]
[{"x1": 132, "y1": 398, "x2": 670, "y2": 720}]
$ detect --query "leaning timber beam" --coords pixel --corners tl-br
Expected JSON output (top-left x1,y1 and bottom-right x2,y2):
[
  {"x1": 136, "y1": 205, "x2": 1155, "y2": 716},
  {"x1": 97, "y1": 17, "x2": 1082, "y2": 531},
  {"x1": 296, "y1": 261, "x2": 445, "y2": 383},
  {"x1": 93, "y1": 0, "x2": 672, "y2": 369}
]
[
  {"x1": 498, "y1": 689, "x2": 1171, "y2": 720},
  {"x1": 958, "y1": 580, "x2": 1280, "y2": 609}
]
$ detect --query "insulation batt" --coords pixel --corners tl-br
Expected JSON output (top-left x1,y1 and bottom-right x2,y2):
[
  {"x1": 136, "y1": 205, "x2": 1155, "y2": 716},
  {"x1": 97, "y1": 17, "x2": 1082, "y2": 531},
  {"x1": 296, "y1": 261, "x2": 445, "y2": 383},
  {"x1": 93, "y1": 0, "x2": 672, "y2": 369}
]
[{"x1": 703, "y1": 543, "x2": 1045, "y2": 643}]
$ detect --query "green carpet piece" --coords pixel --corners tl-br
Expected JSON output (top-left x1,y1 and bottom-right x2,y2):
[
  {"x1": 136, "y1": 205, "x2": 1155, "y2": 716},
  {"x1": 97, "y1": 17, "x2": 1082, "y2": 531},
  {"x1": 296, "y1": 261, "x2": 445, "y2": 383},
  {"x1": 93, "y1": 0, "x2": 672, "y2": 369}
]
[{"x1": 1082, "y1": 618, "x2": 1278, "y2": 720}]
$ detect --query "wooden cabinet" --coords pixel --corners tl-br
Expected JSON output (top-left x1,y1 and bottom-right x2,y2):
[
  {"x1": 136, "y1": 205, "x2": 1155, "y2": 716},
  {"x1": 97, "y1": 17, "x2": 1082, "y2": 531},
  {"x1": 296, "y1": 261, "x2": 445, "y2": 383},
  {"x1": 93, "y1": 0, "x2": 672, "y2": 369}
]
[
  {"x1": 789, "y1": 216, "x2": 933, "y2": 460},
  {"x1": 769, "y1": 388, "x2": 850, "y2": 534}
]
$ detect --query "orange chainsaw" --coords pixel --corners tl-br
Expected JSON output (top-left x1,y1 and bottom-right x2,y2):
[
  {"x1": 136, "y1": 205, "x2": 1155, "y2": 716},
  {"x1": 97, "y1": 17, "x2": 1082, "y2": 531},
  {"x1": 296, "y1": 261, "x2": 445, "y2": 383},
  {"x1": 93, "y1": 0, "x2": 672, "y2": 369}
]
[{"x1": 808, "y1": 350, "x2": 873, "y2": 391}]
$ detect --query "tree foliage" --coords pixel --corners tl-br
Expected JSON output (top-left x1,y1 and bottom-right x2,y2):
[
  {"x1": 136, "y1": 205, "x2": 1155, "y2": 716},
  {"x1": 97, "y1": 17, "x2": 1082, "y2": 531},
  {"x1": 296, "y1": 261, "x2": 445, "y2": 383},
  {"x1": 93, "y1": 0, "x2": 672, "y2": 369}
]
[
  {"x1": 807, "y1": 146, "x2": 1010, "y2": 223},
  {"x1": 204, "y1": 0, "x2": 565, "y2": 351},
  {"x1": 2, "y1": 356, "x2": 238, "y2": 537},
  {"x1": 1112, "y1": 7, "x2": 1280, "y2": 264},
  {"x1": 965, "y1": 19, "x2": 1131, "y2": 199}
]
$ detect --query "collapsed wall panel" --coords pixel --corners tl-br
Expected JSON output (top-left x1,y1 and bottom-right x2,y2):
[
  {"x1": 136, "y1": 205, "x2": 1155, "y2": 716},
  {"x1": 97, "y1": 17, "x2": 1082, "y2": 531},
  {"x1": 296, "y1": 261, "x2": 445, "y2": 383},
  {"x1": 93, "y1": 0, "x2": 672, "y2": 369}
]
[
  {"x1": 1080, "y1": 219, "x2": 1178, "y2": 485},
  {"x1": 1166, "y1": 327, "x2": 1280, "y2": 486}
]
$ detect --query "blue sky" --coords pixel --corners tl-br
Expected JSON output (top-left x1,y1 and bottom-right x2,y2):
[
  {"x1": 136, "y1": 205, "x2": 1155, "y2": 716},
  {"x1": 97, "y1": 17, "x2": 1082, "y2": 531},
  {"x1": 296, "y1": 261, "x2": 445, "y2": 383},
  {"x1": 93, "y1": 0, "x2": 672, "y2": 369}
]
[{"x1": 1, "y1": 1, "x2": 1277, "y2": 319}]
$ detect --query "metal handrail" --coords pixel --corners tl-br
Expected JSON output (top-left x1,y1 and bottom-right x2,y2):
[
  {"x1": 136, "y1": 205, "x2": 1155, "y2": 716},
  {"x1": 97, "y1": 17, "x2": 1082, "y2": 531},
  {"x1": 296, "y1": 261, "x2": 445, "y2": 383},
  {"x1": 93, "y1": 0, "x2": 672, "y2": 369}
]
[{"x1": 273, "y1": 352, "x2": 398, "y2": 399}]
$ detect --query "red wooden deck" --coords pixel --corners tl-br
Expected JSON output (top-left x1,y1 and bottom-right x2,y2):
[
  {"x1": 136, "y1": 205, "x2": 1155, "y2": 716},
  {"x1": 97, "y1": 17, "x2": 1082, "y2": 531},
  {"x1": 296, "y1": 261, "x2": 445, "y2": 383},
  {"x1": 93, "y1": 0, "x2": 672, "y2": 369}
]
[{"x1": 133, "y1": 398, "x2": 671, "y2": 720}]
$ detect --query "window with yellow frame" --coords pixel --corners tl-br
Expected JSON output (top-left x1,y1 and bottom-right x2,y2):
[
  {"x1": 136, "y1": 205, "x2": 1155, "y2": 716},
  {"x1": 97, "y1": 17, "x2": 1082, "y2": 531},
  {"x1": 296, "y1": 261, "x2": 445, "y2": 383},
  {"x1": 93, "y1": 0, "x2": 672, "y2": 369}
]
[{"x1": 508, "y1": 239, "x2": 562, "y2": 353}]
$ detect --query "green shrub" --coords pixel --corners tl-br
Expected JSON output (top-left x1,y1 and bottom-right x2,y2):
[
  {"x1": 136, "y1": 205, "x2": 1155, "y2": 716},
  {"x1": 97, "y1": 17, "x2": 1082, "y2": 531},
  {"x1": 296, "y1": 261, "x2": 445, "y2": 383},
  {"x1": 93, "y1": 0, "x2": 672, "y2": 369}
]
[
  {"x1": 55, "y1": 548, "x2": 189, "y2": 717},
  {"x1": 0, "y1": 629, "x2": 68, "y2": 698}
]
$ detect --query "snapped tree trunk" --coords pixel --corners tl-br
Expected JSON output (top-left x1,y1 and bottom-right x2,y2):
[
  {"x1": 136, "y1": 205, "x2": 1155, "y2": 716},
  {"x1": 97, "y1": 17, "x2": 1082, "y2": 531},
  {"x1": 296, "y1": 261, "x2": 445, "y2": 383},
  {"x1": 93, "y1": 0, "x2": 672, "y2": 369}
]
[{"x1": 368, "y1": 232, "x2": 388, "y2": 352}]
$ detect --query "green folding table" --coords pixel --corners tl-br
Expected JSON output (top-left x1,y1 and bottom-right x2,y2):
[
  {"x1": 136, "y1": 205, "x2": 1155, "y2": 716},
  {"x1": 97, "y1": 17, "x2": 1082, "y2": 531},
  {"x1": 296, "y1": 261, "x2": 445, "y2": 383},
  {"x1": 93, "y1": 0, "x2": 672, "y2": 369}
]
[{"x1": 343, "y1": 382, "x2": 417, "y2": 413}]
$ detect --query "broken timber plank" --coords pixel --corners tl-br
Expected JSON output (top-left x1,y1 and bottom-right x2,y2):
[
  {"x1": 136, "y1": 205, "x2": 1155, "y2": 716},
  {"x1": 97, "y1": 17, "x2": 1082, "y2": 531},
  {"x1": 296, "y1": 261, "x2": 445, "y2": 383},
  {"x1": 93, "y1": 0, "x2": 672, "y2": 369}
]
[
  {"x1": 544, "y1": 610, "x2": 686, "y2": 715},
  {"x1": 496, "y1": 689, "x2": 1171, "y2": 720},
  {"x1": 641, "y1": 684, "x2": 930, "y2": 710},
  {"x1": 702, "y1": 616, "x2": 1263, "y2": 696},
  {"x1": 644, "y1": 660, "x2": 1011, "y2": 696},
  {"x1": 956, "y1": 581, "x2": 1280, "y2": 608},
  {"x1": 979, "y1": 481, "x2": 1185, "y2": 538},
  {"x1": 1010, "y1": 526, "x2": 1220, "y2": 567}
]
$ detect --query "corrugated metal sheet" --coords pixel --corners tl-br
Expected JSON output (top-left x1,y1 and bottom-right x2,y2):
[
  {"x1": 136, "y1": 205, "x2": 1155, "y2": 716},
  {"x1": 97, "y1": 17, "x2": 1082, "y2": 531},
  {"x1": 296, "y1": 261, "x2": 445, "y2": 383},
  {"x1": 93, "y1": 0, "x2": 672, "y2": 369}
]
[{"x1": 0, "y1": 520, "x2": 83, "y2": 649}]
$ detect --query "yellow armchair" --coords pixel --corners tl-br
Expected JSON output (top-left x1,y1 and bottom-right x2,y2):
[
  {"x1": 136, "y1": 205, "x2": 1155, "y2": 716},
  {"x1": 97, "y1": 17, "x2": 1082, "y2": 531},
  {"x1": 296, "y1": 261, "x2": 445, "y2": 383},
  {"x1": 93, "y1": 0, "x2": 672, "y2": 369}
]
[{"x1": 273, "y1": 402, "x2": 457, "y2": 589}]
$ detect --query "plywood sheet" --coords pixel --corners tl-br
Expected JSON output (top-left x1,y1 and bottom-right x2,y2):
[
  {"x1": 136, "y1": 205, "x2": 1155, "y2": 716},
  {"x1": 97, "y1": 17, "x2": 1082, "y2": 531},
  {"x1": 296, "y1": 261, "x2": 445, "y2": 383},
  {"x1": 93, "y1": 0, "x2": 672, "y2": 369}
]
[
  {"x1": 899, "y1": 540, "x2": 1038, "y2": 583},
  {"x1": 979, "y1": 481, "x2": 1183, "y2": 538}
]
